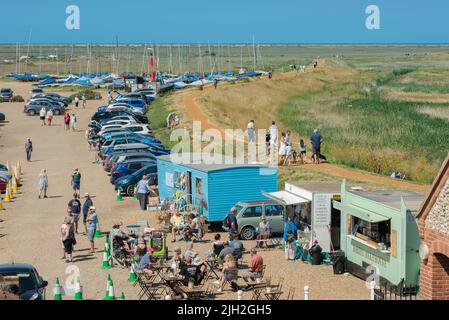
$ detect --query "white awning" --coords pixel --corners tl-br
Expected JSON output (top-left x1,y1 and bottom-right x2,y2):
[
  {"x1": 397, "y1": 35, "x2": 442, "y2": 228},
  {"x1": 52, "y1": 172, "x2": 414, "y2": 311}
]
[{"x1": 262, "y1": 191, "x2": 310, "y2": 206}]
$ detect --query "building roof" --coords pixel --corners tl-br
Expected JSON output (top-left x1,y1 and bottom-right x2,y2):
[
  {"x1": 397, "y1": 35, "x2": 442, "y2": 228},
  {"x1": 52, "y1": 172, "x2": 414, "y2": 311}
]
[
  {"x1": 158, "y1": 153, "x2": 276, "y2": 173},
  {"x1": 351, "y1": 189, "x2": 425, "y2": 211},
  {"x1": 417, "y1": 153, "x2": 449, "y2": 221},
  {"x1": 287, "y1": 181, "x2": 341, "y2": 193}
]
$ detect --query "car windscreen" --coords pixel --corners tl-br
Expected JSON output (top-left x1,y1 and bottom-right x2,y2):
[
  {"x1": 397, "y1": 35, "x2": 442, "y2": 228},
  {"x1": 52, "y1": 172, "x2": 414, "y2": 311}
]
[{"x1": 0, "y1": 271, "x2": 36, "y2": 293}]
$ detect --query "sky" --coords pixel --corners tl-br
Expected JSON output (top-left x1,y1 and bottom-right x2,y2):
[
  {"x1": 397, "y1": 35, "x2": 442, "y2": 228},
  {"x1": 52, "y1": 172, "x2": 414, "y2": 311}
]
[{"x1": 0, "y1": 0, "x2": 448, "y2": 44}]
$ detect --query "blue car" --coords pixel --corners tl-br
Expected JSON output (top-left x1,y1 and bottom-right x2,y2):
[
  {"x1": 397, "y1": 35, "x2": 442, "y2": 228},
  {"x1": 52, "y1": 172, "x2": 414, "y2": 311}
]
[
  {"x1": 114, "y1": 166, "x2": 158, "y2": 196},
  {"x1": 110, "y1": 159, "x2": 156, "y2": 183},
  {"x1": 111, "y1": 98, "x2": 147, "y2": 112},
  {"x1": 101, "y1": 132, "x2": 161, "y2": 146},
  {"x1": 0, "y1": 263, "x2": 48, "y2": 300}
]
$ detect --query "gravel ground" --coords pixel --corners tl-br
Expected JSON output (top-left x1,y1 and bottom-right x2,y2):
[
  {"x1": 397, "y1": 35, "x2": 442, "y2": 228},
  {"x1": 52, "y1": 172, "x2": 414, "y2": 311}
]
[{"x1": 0, "y1": 80, "x2": 369, "y2": 300}]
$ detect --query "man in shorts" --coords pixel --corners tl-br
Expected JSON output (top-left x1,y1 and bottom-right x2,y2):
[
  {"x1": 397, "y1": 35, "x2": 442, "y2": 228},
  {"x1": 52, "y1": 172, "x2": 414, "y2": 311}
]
[
  {"x1": 71, "y1": 169, "x2": 81, "y2": 197},
  {"x1": 310, "y1": 128, "x2": 323, "y2": 164},
  {"x1": 68, "y1": 194, "x2": 82, "y2": 234},
  {"x1": 82, "y1": 193, "x2": 93, "y2": 235},
  {"x1": 242, "y1": 248, "x2": 264, "y2": 286},
  {"x1": 86, "y1": 206, "x2": 98, "y2": 254}
]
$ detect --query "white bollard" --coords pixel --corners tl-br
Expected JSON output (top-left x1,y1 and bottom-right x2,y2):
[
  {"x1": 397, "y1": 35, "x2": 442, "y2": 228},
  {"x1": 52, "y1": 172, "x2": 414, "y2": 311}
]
[
  {"x1": 370, "y1": 281, "x2": 376, "y2": 300},
  {"x1": 304, "y1": 285, "x2": 309, "y2": 300},
  {"x1": 237, "y1": 290, "x2": 243, "y2": 300}
]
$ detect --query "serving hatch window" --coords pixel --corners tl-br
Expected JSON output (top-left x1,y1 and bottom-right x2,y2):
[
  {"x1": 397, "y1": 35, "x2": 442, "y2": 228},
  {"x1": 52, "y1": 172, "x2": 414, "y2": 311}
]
[{"x1": 350, "y1": 215, "x2": 391, "y2": 250}]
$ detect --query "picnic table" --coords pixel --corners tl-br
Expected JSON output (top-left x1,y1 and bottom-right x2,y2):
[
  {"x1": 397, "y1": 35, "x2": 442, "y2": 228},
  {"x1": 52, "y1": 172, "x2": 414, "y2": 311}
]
[
  {"x1": 161, "y1": 274, "x2": 206, "y2": 300},
  {"x1": 149, "y1": 263, "x2": 172, "y2": 283}
]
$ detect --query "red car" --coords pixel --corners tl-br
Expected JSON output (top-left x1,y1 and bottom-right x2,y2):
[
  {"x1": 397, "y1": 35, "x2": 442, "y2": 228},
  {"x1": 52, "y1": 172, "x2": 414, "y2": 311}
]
[{"x1": 0, "y1": 177, "x2": 7, "y2": 193}]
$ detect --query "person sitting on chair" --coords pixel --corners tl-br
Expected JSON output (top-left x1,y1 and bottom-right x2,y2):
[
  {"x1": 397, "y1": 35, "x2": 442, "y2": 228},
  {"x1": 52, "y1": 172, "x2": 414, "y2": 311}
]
[
  {"x1": 137, "y1": 247, "x2": 157, "y2": 274},
  {"x1": 242, "y1": 248, "x2": 264, "y2": 286},
  {"x1": 257, "y1": 217, "x2": 271, "y2": 248},
  {"x1": 228, "y1": 233, "x2": 245, "y2": 259},
  {"x1": 217, "y1": 254, "x2": 238, "y2": 293},
  {"x1": 111, "y1": 222, "x2": 132, "y2": 251},
  {"x1": 211, "y1": 234, "x2": 225, "y2": 258},
  {"x1": 179, "y1": 256, "x2": 200, "y2": 286},
  {"x1": 170, "y1": 210, "x2": 185, "y2": 243},
  {"x1": 133, "y1": 238, "x2": 147, "y2": 263}
]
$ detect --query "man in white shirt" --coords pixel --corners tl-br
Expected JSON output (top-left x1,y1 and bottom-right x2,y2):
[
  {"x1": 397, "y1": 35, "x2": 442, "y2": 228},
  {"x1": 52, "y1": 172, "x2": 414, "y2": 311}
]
[
  {"x1": 247, "y1": 120, "x2": 255, "y2": 143},
  {"x1": 136, "y1": 175, "x2": 150, "y2": 211}
]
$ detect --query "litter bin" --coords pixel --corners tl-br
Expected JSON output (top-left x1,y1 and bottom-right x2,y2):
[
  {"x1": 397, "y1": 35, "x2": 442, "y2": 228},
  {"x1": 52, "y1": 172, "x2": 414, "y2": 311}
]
[
  {"x1": 331, "y1": 251, "x2": 346, "y2": 275},
  {"x1": 309, "y1": 243, "x2": 322, "y2": 265}
]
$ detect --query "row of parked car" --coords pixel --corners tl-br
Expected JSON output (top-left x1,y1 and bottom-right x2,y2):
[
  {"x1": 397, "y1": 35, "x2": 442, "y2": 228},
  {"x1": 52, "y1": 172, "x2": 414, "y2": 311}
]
[
  {"x1": 24, "y1": 88, "x2": 72, "y2": 116},
  {"x1": 89, "y1": 88, "x2": 170, "y2": 196},
  {"x1": 99, "y1": 88, "x2": 156, "y2": 115}
]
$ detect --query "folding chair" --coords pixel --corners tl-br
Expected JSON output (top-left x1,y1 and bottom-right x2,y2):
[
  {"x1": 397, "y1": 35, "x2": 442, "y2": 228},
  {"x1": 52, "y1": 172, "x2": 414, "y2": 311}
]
[
  {"x1": 251, "y1": 288, "x2": 264, "y2": 300},
  {"x1": 286, "y1": 287, "x2": 296, "y2": 300},
  {"x1": 273, "y1": 277, "x2": 284, "y2": 291},
  {"x1": 222, "y1": 267, "x2": 239, "y2": 291},
  {"x1": 203, "y1": 284, "x2": 216, "y2": 300}
]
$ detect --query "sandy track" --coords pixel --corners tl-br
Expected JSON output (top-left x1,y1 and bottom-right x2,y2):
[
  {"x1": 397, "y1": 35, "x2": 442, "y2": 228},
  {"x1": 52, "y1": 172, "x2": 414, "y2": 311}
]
[{"x1": 181, "y1": 72, "x2": 430, "y2": 194}]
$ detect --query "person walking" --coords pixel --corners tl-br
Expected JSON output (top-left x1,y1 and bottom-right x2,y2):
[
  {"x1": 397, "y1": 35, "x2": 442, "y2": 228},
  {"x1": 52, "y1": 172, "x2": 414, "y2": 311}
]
[
  {"x1": 223, "y1": 207, "x2": 239, "y2": 240},
  {"x1": 82, "y1": 95, "x2": 86, "y2": 109},
  {"x1": 82, "y1": 193, "x2": 93, "y2": 235},
  {"x1": 61, "y1": 216, "x2": 76, "y2": 263},
  {"x1": 70, "y1": 114, "x2": 77, "y2": 131},
  {"x1": 25, "y1": 138, "x2": 33, "y2": 162},
  {"x1": 63, "y1": 113, "x2": 71, "y2": 131},
  {"x1": 86, "y1": 206, "x2": 98, "y2": 254},
  {"x1": 269, "y1": 121, "x2": 278, "y2": 160},
  {"x1": 39, "y1": 107, "x2": 46, "y2": 126},
  {"x1": 37, "y1": 169, "x2": 48, "y2": 199},
  {"x1": 68, "y1": 194, "x2": 82, "y2": 234},
  {"x1": 46, "y1": 109, "x2": 53, "y2": 126},
  {"x1": 310, "y1": 128, "x2": 323, "y2": 164},
  {"x1": 74, "y1": 96, "x2": 79, "y2": 108},
  {"x1": 107, "y1": 91, "x2": 113, "y2": 103},
  {"x1": 214, "y1": 79, "x2": 218, "y2": 89},
  {"x1": 136, "y1": 175, "x2": 150, "y2": 211},
  {"x1": 247, "y1": 120, "x2": 255, "y2": 143},
  {"x1": 71, "y1": 169, "x2": 81, "y2": 197}
]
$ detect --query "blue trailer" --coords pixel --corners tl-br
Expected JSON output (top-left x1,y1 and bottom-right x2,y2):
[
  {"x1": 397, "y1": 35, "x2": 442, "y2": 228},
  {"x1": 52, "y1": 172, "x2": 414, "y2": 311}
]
[{"x1": 157, "y1": 154, "x2": 278, "y2": 222}]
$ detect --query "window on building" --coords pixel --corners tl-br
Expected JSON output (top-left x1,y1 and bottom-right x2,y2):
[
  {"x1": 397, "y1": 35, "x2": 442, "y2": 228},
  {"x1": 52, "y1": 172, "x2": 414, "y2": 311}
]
[{"x1": 350, "y1": 215, "x2": 391, "y2": 249}]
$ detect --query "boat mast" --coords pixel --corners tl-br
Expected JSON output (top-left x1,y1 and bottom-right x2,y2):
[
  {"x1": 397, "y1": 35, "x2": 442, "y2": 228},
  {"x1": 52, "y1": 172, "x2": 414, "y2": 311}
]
[
  {"x1": 24, "y1": 28, "x2": 32, "y2": 74},
  {"x1": 252, "y1": 35, "x2": 256, "y2": 70},
  {"x1": 15, "y1": 42, "x2": 18, "y2": 74}
]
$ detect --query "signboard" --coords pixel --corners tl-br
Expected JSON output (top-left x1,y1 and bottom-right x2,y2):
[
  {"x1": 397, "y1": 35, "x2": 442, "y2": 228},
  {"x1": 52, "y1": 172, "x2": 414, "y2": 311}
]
[
  {"x1": 312, "y1": 193, "x2": 332, "y2": 252},
  {"x1": 166, "y1": 172, "x2": 174, "y2": 188}
]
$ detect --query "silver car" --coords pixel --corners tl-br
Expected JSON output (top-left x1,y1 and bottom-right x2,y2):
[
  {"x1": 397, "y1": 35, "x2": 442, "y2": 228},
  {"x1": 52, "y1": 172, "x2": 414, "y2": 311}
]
[{"x1": 235, "y1": 200, "x2": 286, "y2": 240}]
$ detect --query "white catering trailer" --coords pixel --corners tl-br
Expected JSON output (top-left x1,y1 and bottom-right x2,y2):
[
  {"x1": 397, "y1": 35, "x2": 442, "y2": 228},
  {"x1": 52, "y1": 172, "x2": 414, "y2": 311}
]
[{"x1": 264, "y1": 181, "x2": 341, "y2": 252}]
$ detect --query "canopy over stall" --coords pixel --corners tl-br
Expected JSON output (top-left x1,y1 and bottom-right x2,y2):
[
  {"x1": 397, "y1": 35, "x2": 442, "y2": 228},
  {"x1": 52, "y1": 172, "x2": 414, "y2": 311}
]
[{"x1": 262, "y1": 191, "x2": 310, "y2": 206}]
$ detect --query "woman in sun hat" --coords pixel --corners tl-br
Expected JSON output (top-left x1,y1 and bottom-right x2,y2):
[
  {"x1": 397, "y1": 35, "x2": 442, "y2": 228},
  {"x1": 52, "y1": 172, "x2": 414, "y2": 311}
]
[{"x1": 86, "y1": 206, "x2": 98, "y2": 254}]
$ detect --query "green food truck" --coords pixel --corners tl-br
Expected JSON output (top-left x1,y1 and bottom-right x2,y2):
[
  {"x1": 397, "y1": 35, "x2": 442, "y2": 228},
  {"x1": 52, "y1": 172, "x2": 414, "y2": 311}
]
[{"x1": 333, "y1": 180, "x2": 424, "y2": 287}]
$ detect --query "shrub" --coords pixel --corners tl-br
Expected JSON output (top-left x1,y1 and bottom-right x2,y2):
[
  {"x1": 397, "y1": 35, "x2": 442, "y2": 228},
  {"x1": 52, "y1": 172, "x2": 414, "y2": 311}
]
[
  {"x1": 69, "y1": 90, "x2": 101, "y2": 100},
  {"x1": 11, "y1": 95, "x2": 24, "y2": 102}
]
